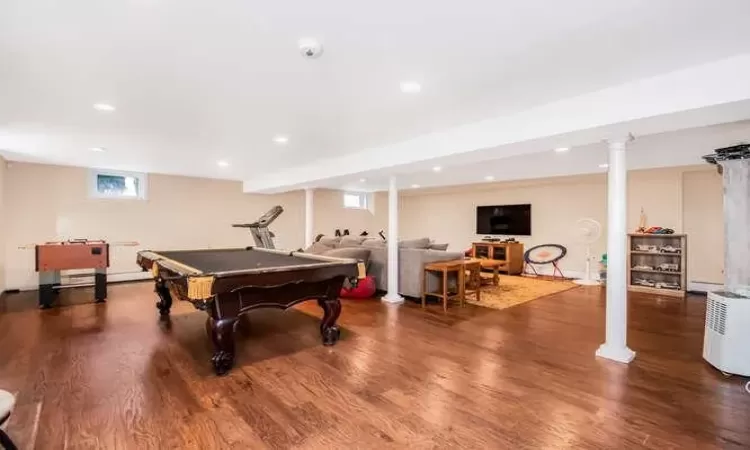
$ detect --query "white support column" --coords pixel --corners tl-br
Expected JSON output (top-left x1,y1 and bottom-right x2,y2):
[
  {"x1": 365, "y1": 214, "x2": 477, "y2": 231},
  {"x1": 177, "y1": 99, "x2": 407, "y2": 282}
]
[
  {"x1": 596, "y1": 137, "x2": 636, "y2": 364},
  {"x1": 304, "y1": 188, "x2": 314, "y2": 248},
  {"x1": 383, "y1": 176, "x2": 404, "y2": 303}
]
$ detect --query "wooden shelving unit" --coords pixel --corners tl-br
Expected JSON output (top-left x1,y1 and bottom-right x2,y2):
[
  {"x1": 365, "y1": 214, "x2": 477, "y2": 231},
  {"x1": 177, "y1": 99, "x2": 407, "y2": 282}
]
[
  {"x1": 627, "y1": 233, "x2": 687, "y2": 298},
  {"x1": 471, "y1": 241, "x2": 525, "y2": 275}
]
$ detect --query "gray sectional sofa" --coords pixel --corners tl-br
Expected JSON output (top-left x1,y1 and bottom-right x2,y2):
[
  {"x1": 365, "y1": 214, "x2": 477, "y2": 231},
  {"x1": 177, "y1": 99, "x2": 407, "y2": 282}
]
[{"x1": 305, "y1": 236, "x2": 464, "y2": 298}]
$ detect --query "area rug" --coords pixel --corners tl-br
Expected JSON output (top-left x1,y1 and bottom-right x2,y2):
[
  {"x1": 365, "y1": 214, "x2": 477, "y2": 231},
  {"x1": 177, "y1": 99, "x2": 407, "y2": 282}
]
[{"x1": 467, "y1": 274, "x2": 579, "y2": 311}]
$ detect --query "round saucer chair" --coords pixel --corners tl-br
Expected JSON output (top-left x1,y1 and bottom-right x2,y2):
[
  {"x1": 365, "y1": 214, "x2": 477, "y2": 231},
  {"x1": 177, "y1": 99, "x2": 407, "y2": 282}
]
[{"x1": 524, "y1": 244, "x2": 567, "y2": 279}]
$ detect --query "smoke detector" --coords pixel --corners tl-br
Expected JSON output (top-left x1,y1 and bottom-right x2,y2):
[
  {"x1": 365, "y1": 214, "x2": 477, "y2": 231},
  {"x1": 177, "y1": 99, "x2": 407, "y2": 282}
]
[{"x1": 298, "y1": 38, "x2": 324, "y2": 59}]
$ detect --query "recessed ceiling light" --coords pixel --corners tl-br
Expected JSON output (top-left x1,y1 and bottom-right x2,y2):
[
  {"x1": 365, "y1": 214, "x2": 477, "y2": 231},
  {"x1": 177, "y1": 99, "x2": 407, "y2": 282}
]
[
  {"x1": 484, "y1": 175, "x2": 495, "y2": 181},
  {"x1": 298, "y1": 38, "x2": 323, "y2": 59},
  {"x1": 599, "y1": 163, "x2": 609, "y2": 168},
  {"x1": 359, "y1": 178, "x2": 366, "y2": 182},
  {"x1": 400, "y1": 81, "x2": 421, "y2": 94},
  {"x1": 554, "y1": 147, "x2": 570, "y2": 153},
  {"x1": 217, "y1": 160, "x2": 229, "y2": 167},
  {"x1": 273, "y1": 135, "x2": 289, "y2": 144},
  {"x1": 93, "y1": 103, "x2": 115, "y2": 112},
  {"x1": 411, "y1": 184, "x2": 420, "y2": 188},
  {"x1": 89, "y1": 147, "x2": 106, "y2": 152},
  {"x1": 432, "y1": 166, "x2": 442, "y2": 172}
]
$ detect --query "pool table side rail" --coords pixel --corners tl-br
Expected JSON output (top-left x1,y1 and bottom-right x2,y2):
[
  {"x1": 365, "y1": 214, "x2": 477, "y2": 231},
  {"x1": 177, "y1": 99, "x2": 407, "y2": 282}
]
[
  {"x1": 149, "y1": 246, "x2": 351, "y2": 258},
  {"x1": 137, "y1": 250, "x2": 203, "y2": 276}
]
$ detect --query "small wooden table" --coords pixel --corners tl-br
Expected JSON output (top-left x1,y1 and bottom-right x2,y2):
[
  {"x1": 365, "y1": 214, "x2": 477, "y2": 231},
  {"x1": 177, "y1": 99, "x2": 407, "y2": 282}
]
[{"x1": 422, "y1": 259, "x2": 482, "y2": 311}]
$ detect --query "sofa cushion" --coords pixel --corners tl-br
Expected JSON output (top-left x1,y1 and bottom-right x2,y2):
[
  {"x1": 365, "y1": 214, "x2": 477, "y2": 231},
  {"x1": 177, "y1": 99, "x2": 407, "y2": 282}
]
[
  {"x1": 317, "y1": 236, "x2": 341, "y2": 247},
  {"x1": 339, "y1": 236, "x2": 366, "y2": 247},
  {"x1": 399, "y1": 237, "x2": 431, "y2": 249},
  {"x1": 321, "y1": 247, "x2": 371, "y2": 267},
  {"x1": 429, "y1": 243, "x2": 449, "y2": 251},
  {"x1": 362, "y1": 238, "x2": 386, "y2": 248}
]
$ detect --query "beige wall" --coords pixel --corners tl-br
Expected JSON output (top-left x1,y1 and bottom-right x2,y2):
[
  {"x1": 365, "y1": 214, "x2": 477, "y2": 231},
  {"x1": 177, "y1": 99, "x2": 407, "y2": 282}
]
[
  {"x1": 401, "y1": 175, "x2": 608, "y2": 275},
  {"x1": 0, "y1": 156, "x2": 6, "y2": 292},
  {"x1": 627, "y1": 168, "x2": 683, "y2": 231},
  {"x1": 2, "y1": 162, "x2": 305, "y2": 290},
  {"x1": 683, "y1": 168, "x2": 724, "y2": 283},
  {"x1": 401, "y1": 166, "x2": 723, "y2": 285},
  {"x1": 0, "y1": 161, "x2": 724, "y2": 290},
  {"x1": 312, "y1": 189, "x2": 388, "y2": 238}
]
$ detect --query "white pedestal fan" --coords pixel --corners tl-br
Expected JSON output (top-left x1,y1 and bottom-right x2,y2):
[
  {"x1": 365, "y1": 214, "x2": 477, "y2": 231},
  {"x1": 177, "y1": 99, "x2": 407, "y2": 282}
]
[{"x1": 573, "y1": 218, "x2": 602, "y2": 286}]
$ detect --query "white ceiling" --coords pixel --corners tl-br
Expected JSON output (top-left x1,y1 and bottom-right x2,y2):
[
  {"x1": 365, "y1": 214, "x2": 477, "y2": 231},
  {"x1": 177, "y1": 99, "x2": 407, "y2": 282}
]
[{"x1": 2, "y1": 0, "x2": 750, "y2": 188}]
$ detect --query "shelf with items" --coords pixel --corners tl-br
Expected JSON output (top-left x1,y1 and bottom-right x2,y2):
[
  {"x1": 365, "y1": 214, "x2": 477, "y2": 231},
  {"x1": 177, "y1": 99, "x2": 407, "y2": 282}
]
[
  {"x1": 631, "y1": 267, "x2": 682, "y2": 275},
  {"x1": 627, "y1": 233, "x2": 687, "y2": 298},
  {"x1": 630, "y1": 251, "x2": 681, "y2": 256}
]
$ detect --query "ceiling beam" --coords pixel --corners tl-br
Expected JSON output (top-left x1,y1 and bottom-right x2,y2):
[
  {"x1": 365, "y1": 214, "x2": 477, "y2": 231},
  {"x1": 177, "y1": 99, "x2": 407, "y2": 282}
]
[{"x1": 244, "y1": 53, "x2": 750, "y2": 193}]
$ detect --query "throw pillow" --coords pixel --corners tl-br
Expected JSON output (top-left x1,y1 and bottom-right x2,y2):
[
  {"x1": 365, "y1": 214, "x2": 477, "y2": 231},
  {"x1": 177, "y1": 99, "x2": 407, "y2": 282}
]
[
  {"x1": 339, "y1": 236, "x2": 366, "y2": 247},
  {"x1": 399, "y1": 237, "x2": 431, "y2": 249},
  {"x1": 362, "y1": 239, "x2": 386, "y2": 248},
  {"x1": 321, "y1": 247, "x2": 371, "y2": 267},
  {"x1": 317, "y1": 236, "x2": 341, "y2": 247},
  {"x1": 304, "y1": 242, "x2": 334, "y2": 254},
  {"x1": 429, "y1": 243, "x2": 449, "y2": 251}
]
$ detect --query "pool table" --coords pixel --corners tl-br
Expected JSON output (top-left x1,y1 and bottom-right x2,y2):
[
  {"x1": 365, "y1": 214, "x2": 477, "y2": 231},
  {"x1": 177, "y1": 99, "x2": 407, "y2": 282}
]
[{"x1": 136, "y1": 247, "x2": 359, "y2": 375}]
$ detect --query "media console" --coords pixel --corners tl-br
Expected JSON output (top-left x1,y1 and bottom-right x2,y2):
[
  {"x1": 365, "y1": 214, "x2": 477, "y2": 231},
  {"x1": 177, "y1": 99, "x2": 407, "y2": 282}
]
[{"x1": 471, "y1": 241, "x2": 524, "y2": 276}]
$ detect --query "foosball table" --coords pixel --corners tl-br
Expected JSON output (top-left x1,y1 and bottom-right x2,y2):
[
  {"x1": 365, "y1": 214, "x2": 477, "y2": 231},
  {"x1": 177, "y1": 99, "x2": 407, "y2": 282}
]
[
  {"x1": 34, "y1": 240, "x2": 109, "y2": 308},
  {"x1": 24, "y1": 239, "x2": 138, "y2": 309}
]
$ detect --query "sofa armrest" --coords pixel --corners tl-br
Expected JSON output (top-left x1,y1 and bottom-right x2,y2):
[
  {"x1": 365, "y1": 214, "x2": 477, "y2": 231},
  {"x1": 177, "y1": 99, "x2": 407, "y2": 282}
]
[{"x1": 398, "y1": 249, "x2": 464, "y2": 298}]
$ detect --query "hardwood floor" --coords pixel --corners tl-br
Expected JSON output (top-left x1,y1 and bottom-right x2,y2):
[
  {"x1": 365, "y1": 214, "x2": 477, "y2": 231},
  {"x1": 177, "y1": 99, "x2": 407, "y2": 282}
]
[{"x1": 0, "y1": 282, "x2": 748, "y2": 449}]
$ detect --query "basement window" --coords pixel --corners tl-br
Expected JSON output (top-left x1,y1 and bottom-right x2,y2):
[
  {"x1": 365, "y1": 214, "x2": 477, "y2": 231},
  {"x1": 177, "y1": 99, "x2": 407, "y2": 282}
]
[
  {"x1": 343, "y1": 192, "x2": 368, "y2": 209},
  {"x1": 89, "y1": 169, "x2": 148, "y2": 199}
]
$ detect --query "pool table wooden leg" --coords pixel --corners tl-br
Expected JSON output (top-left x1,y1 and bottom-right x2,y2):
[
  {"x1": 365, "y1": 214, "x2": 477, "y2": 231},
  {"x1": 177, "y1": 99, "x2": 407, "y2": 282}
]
[
  {"x1": 154, "y1": 278, "x2": 173, "y2": 317},
  {"x1": 318, "y1": 297, "x2": 342, "y2": 346},
  {"x1": 207, "y1": 317, "x2": 238, "y2": 376}
]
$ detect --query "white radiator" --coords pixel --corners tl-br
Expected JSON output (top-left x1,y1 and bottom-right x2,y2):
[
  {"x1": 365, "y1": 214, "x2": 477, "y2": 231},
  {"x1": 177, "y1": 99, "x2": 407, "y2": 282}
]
[{"x1": 703, "y1": 291, "x2": 750, "y2": 376}]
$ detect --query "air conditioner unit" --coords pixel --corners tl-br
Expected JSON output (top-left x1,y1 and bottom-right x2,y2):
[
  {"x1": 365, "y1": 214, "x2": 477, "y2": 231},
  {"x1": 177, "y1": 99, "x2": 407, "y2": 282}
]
[{"x1": 703, "y1": 291, "x2": 750, "y2": 376}]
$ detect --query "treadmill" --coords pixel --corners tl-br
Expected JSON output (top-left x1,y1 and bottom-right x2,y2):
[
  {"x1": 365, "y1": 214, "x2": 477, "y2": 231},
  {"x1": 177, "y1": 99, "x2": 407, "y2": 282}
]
[{"x1": 232, "y1": 205, "x2": 283, "y2": 249}]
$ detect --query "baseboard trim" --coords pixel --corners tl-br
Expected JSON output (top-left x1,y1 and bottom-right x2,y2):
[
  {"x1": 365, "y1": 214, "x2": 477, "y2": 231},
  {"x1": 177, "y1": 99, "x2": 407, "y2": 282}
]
[
  {"x1": 6, "y1": 270, "x2": 720, "y2": 297},
  {"x1": 523, "y1": 266, "x2": 600, "y2": 282},
  {"x1": 527, "y1": 266, "x2": 720, "y2": 295},
  {"x1": 8, "y1": 271, "x2": 152, "y2": 292}
]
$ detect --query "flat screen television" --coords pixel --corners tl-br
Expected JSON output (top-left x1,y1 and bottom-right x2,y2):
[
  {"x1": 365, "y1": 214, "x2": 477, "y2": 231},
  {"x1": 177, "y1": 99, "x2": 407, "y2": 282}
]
[{"x1": 476, "y1": 204, "x2": 531, "y2": 236}]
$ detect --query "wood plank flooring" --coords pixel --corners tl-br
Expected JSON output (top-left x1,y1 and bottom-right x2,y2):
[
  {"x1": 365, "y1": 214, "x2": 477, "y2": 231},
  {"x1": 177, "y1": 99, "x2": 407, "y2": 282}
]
[{"x1": 0, "y1": 282, "x2": 748, "y2": 449}]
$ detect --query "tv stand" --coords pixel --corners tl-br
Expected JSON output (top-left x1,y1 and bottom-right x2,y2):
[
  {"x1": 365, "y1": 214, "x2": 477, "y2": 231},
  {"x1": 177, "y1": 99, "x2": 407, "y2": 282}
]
[{"x1": 471, "y1": 241, "x2": 524, "y2": 275}]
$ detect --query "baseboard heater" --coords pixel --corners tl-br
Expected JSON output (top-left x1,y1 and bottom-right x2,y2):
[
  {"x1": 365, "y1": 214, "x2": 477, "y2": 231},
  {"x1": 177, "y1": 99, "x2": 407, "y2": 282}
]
[
  {"x1": 687, "y1": 280, "x2": 722, "y2": 295},
  {"x1": 5, "y1": 270, "x2": 152, "y2": 293}
]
